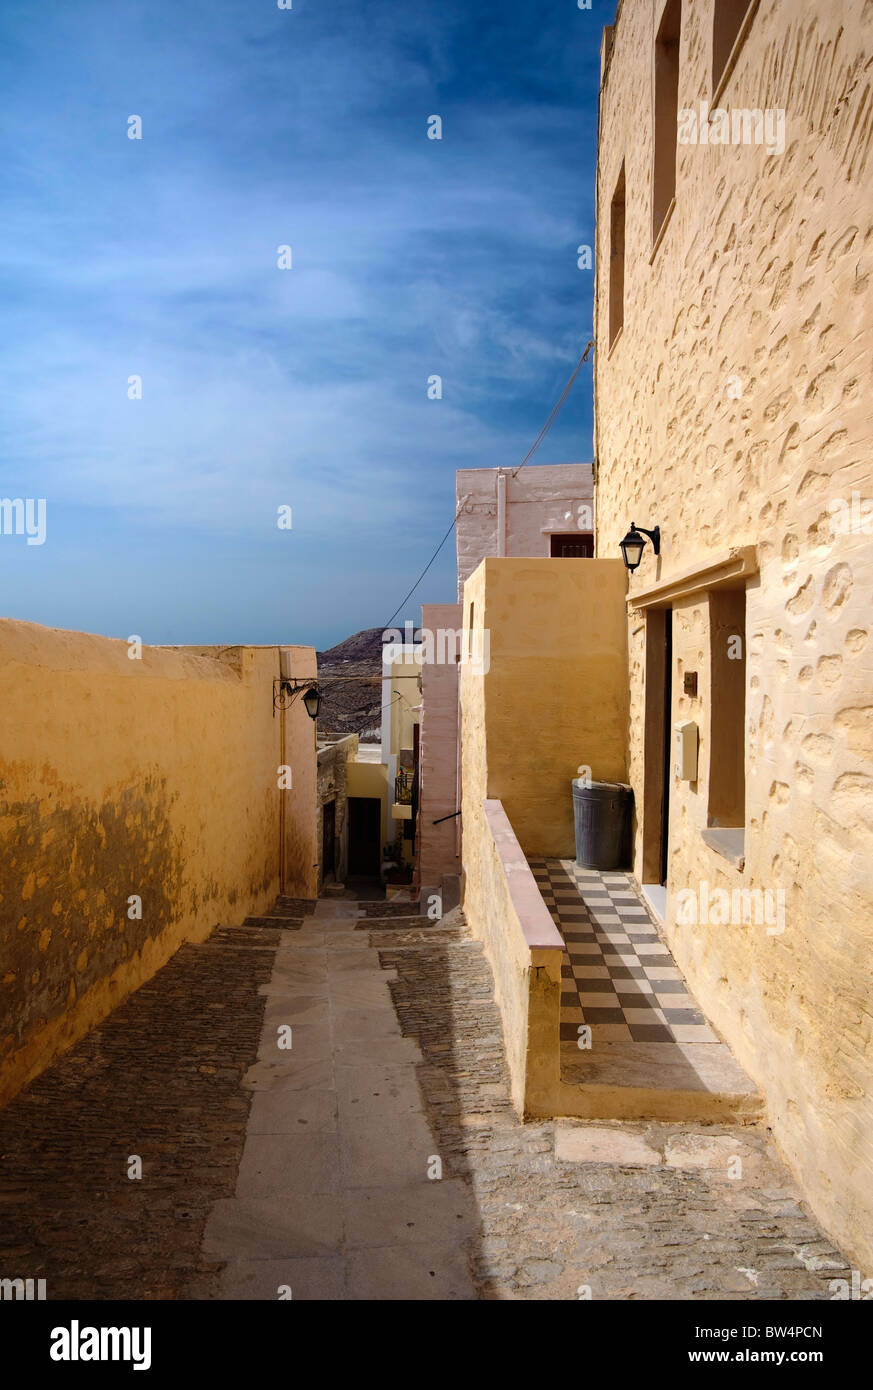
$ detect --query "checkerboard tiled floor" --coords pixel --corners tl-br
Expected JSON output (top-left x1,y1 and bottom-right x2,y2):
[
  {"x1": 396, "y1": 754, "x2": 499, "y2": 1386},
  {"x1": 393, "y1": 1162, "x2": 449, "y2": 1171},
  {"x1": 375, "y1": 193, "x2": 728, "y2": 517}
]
[{"x1": 528, "y1": 858, "x2": 720, "y2": 1046}]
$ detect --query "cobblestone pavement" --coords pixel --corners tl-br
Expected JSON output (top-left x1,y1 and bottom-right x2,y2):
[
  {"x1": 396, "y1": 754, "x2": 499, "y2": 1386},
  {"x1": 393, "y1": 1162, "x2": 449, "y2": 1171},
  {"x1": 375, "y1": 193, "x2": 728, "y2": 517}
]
[
  {"x1": 0, "y1": 906, "x2": 852, "y2": 1300},
  {"x1": 377, "y1": 915, "x2": 852, "y2": 1300},
  {"x1": 0, "y1": 924, "x2": 278, "y2": 1299}
]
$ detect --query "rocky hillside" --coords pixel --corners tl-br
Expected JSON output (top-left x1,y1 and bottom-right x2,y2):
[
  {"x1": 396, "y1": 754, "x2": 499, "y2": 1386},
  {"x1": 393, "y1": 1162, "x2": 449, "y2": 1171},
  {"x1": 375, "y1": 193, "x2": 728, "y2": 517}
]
[{"x1": 316, "y1": 628, "x2": 385, "y2": 738}]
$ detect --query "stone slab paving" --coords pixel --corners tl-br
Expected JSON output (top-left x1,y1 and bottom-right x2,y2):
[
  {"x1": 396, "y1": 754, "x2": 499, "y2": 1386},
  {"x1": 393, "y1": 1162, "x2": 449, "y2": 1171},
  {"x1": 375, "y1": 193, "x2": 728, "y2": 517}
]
[
  {"x1": 376, "y1": 913, "x2": 852, "y2": 1300},
  {"x1": 0, "y1": 924, "x2": 278, "y2": 1299},
  {"x1": 0, "y1": 897, "x2": 852, "y2": 1301},
  {"x1": 202, "y1": 899, "x2": 479, "y2": 1299}
]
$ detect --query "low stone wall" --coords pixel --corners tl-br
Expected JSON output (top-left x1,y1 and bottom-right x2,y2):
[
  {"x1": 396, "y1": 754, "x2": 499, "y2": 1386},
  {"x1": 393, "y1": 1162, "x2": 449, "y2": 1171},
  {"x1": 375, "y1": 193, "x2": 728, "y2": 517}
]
[
  {"x1": 462, "y1": 798, "x2": 563, "y2": 1115},
  {"x1": 0, "y1": 620, "x2": 316, "y2": 1107}
]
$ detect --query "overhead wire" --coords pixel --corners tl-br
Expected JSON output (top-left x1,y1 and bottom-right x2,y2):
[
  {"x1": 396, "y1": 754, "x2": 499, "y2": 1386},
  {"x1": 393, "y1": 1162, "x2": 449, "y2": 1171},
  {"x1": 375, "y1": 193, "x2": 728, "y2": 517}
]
[{"x1": 382, "y1": 341, "x2": 594, "y2": 628}]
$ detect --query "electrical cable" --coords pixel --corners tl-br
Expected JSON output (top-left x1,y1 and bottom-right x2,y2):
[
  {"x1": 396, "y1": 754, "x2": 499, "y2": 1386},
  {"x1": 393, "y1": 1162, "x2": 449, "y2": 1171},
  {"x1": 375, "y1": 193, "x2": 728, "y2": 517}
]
[{"x1": 381, "y1": 342, "x2": 594, "y2": 627}]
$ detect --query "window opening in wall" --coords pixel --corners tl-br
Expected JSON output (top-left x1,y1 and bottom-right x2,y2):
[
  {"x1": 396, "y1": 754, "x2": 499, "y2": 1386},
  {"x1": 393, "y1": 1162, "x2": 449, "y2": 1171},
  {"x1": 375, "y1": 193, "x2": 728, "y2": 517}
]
[
  {"x1": 652, "y1": 0, "x2": 681, "y2": 246},
  {"x1": 712, "y1": 0, "x2": 756, "y2": 93},
  {"x1": 708, "y1": 588, "x2": 746, "y2": 831},
  {"x1": 609, "y1": 160, "x2": 625, "y2": 346},
  {"x1": 550, "y1": 533, "x2": 594, "y2": 557}
]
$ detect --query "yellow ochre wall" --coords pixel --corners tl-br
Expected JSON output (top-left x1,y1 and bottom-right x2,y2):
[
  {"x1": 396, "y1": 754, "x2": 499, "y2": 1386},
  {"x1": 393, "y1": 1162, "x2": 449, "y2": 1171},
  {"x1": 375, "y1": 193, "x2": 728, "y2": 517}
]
[
  {"x1": 0, "y1": 621, "x2": 317, "y2": 1108},
  {"x1": 346, "y1": 759, "x2": 390, "y2": 853},
  {"x1": 595, "y1": 0, "x2": 873, "y2": 1270},
  {"x1": 462, "y1": 558, "x2": 628, "y2": 857}
]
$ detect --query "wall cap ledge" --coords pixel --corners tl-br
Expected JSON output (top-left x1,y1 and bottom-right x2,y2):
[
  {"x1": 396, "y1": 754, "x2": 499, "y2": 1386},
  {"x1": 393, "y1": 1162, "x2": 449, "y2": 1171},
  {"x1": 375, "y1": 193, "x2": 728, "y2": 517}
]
[
  {"x1": 628, "y1": 546, "x2": 758, "y2": 611},
  {"x1": 482, "y1": 799, "x2": 565, "y2": 954}
]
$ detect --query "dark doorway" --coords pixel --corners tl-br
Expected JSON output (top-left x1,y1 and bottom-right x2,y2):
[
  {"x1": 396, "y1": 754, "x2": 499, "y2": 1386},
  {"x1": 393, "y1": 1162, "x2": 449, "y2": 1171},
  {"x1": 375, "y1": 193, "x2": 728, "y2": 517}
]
[
  {"x1": 348, "y1": 797, "x2": 382, "y2": 877},
  {"x1": 321, "y1": 799, "x2": 336, "y2": 882},
  {"x1": 659, "y1": 609, "x2": 673, "y2": 886},
  {"x1": 550, "y1": 533, "x2": 594, "y2": 557}
]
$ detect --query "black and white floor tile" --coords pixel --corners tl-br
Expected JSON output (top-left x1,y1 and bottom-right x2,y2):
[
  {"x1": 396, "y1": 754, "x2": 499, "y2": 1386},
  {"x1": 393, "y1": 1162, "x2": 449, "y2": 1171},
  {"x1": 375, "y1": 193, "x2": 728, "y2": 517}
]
[{"x1": 527, "y1": 858, "x2": 719, "y2": 1045}]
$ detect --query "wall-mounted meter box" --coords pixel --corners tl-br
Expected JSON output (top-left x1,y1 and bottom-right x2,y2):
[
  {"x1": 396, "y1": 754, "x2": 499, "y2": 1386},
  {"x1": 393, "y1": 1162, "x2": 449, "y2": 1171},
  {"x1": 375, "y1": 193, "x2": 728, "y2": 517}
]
[{"x1": 674, "y1": 721, "x2": 698, "y2": 781}]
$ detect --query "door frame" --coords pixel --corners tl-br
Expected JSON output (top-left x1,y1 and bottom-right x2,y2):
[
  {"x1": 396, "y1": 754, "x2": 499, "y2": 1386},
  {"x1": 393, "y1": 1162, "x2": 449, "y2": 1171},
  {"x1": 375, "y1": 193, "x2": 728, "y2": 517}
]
[{"x1": 641, "y1": 606, "x2": 673, "y2": 886}]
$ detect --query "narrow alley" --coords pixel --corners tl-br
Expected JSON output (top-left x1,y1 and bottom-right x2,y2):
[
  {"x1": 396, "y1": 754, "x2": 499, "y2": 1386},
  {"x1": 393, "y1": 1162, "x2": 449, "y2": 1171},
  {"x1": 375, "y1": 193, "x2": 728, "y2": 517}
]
[{"x1": 0, "y1": 895, "x2": 850, "y2": 1301}]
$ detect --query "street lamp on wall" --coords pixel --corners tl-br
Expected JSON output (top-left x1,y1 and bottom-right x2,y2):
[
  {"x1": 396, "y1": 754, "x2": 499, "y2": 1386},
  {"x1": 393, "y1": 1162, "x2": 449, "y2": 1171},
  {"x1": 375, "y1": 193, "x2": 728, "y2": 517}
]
[
  {"x1": 619, "y1": 522, "x2": 661, "y2": 572},
  {"x1": 273, "y1": 679, "x2": 321, "y2": 719}
]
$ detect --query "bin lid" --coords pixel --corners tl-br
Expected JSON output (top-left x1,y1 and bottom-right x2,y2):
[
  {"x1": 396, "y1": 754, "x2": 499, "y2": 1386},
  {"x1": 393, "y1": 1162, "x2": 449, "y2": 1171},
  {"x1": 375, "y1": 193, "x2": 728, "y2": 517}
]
[{"x1": 572, "y1": 779, "x2": 631, "y2": 793}]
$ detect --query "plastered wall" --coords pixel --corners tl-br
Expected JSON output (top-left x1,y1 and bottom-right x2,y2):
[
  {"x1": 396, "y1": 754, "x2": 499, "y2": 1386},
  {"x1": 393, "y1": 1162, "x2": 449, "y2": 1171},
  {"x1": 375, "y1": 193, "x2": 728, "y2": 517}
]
[
  {"x1": 418, "y1": 602, "x2": 462, "y2": 893},
  {"x1": 456, "y1": 464, "x2": 594, "y2": 598},
  {"x1": 0, "y1": 621, "x2": 317, "y2": 1107},
  {"x1": 594, "y1": 0, "x2": 873, "y2": 1270},
  {"x1": 463, "y1": 558, "x2": 628, "y2": 856}
]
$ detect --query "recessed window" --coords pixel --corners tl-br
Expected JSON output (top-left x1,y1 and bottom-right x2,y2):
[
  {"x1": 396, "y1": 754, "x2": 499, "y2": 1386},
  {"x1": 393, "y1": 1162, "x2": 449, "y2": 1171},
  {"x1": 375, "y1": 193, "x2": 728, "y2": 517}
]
[
  {"x1": 652, "y1": 0, "x2": 681, "y2": 246},
  {"x1": 608, "y1": 161, "x2": 625, "y2": 347},
  {"x1": 707, "y1": 589, "x2": 746, "y2": 830},
  {"x1": 550, "y1": 533, "x2": 594, "y2": 557},
  {"x1": 712, "y1": 0, "x2": 755, "y2": 93}
]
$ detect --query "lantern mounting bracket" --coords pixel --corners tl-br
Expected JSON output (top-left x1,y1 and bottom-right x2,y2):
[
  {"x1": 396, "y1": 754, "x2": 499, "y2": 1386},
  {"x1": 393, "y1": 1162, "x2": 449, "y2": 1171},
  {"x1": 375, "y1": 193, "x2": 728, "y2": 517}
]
[{"x1": 273, "y1": 678, "x2": 320, "y2": 719}]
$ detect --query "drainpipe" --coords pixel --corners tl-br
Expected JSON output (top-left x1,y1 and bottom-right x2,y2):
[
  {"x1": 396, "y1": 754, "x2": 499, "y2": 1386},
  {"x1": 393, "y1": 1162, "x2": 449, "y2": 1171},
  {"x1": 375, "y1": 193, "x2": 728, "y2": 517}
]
[
  {"x1": 277, "y1": 645, "x2": 287, "y2": 895},
  {"x1": 497, "y1": 469, "x2": 507, "y2": 557}
]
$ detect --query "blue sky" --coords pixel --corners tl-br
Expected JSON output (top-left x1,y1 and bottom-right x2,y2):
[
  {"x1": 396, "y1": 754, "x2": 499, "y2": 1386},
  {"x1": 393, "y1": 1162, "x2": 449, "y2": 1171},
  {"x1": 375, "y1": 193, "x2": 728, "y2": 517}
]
[{"x1": 1, "y1": 0, "x2": 612, "y2": 649}]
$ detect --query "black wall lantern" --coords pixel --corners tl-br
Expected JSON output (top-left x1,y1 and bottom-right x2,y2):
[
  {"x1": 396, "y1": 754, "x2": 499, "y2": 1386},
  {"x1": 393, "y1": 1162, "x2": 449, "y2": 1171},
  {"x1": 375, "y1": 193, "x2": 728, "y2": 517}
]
[
  {"x1": 273, "y1": 678, "x2": 321, "y2": 720},
  {"x1": 619, "y1": 522, "x2": 661, "y2": 572}
]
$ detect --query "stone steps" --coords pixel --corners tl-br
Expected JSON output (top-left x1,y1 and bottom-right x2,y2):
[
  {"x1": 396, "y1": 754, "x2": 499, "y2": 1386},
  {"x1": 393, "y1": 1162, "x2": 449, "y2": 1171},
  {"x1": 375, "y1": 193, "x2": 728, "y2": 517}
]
[
  {"x1": 242, "y1": 915, "x2": 304, "y2": 930},
  {"x1": 275, "y1": 896, "x2": 317, "y2": 916},
  {"x1": 360, "y1": 900, "x2": 421, "y2": 918},
  {"x1": 355, "y1": 915, "x2": 432, "y2": 930}
]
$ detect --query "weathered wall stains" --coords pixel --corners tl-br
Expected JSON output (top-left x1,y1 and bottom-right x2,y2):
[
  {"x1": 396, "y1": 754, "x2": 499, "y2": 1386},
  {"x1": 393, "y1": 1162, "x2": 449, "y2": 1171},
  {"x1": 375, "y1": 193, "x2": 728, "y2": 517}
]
[
  {"x1": 2, "y1": 781, "x2": 182, "y2": 1058},
  {"x1": 0, "y1": 623, "x2": 317, "y2": 1107}
]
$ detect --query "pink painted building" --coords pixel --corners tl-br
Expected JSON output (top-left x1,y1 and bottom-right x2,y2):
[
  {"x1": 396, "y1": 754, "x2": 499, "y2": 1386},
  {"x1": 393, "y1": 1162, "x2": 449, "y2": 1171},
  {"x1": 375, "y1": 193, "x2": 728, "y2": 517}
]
[
  {"x1": 418, "y1": 602, "x2": 463, "y2": 905},
  {"x1": 417, "y1": 462, "x2": 594, "y2": 907},
  {"x1": 456, "y1": 463, "x2": 594, "y2": 598}
]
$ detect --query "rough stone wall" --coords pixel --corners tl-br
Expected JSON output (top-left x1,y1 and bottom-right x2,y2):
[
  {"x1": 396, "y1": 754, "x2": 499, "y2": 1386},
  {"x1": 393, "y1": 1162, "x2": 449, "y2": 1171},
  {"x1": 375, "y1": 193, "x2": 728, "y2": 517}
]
[
  {"x1": 594, "y1": 0, "x2": 873, "y2": 1270},
  {"x1": 0, "y1": 622, "x2": 316, "y2": 1107},
  {"x1": 278, "y1": 645, "x2": 320, "y2": 900},
  {"x1": 418, "y1": 602, "x2": 462, "y2": 894},
  {"x1": 316, "y1": 733, "x2": 357, "y2": 884},
  {"x1": 456, "y1": 464, "x2": 594, "y2": 598}
]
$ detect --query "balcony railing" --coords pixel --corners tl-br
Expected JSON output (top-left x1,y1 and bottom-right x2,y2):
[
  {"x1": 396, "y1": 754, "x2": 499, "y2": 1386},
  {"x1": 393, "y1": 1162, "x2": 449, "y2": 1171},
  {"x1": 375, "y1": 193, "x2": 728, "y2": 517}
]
[{"x1": 394, "y1": 769, "x2": 413, "y2": 804}]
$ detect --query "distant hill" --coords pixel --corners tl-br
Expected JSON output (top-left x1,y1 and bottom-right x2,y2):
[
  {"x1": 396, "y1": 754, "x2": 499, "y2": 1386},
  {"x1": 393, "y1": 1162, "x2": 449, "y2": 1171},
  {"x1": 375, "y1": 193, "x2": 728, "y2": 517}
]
[
  {"x1": 316, "y1": 628, "x2": 385, "y2": 739},
  {"x1": 317, "y1": 628, "x2": 386, "y2": 667}
]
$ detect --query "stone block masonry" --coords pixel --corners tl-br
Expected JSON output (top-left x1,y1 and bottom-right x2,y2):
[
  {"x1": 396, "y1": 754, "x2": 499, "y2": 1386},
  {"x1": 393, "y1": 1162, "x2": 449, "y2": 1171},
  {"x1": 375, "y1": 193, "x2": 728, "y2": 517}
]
[{"x1": 594, "y1": 0, "x2": 873, "y2": 1271}]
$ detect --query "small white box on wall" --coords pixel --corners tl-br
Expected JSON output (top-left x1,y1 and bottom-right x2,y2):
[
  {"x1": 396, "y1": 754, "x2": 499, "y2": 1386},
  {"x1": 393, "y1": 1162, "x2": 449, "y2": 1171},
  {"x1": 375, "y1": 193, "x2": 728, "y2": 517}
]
[{"x1": 674, "y1": 721, "x2": 698, "y2": 781}]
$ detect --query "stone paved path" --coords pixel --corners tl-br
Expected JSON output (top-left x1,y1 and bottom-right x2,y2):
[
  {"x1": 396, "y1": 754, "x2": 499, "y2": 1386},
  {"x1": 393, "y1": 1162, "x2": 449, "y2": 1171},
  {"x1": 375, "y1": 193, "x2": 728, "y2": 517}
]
[
  {"x1": 0, "y1": 924, "x2": 276, "y2": 1299},
  {"x1": 375, "y1": 912, "x2": 851, "y2": 1299},
  {"x1": 0, "y1": 900, "x2": 852, "y2": 1300},
  {"x1": 202, "y1": 900, "x2": 478, "y2": 1299}
]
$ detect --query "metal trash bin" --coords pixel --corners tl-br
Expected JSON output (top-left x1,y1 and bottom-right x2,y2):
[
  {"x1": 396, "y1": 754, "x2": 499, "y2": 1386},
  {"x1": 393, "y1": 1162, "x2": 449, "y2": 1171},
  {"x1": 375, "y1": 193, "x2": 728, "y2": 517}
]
[{"x1": 572, "y1": 779, "x2": 632, "y2": 870}]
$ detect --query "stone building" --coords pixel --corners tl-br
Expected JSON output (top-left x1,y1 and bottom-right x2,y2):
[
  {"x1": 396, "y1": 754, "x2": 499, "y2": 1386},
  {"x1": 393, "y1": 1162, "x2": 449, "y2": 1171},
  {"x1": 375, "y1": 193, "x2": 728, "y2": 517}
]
[
  {"x1": 417, "y1": 463, "x2": 595, "y2": 910},
  {"x1": 593, "y1": 0, "x2": 873, "y2": 1269},
  {"x1": 456, "y1": 463, "x2": 594, "y2": 596},
  {"x1": 316, "y1": 733, "x2": 357, "y2": 888}
]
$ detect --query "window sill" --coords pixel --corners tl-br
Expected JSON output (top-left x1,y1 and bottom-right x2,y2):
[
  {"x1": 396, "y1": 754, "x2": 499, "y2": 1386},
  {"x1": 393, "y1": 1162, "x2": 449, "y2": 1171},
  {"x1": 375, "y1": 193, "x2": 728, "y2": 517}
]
[
  {"x1": 649, "y1": 196, "x2": 676, "y2": 266},
  {"x1": 607, "y1": 325, "x2": 624, "y2": 359},
  {"x1": 701, "y1": 827, "x2": 745, "y2": 871}
]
